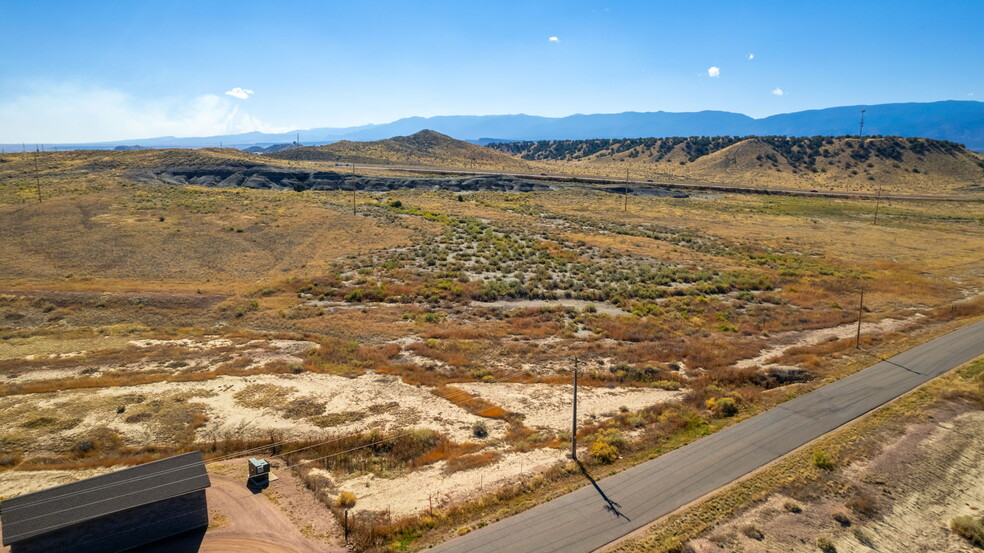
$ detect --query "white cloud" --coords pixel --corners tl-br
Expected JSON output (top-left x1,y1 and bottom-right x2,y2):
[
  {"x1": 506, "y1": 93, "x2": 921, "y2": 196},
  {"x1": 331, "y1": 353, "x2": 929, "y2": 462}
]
[
  {"x1": 0, "y1": 83, "x2": 291, "y2": 142},
  {"x1": 747, "y1": 53, "x2": 754, "y2": 60},
  {"x1": 707, "y1": 66, "x2": 720, "y2": 78},
  {"x1": 548, "y1": 36, "x2": 559, "y2": 42},
  {"x1": 771, "y1": 88, "x2": 785, "y2": 96},
  {"x1": 224, "y1": 87, "x2": 254, "y2": 100}
]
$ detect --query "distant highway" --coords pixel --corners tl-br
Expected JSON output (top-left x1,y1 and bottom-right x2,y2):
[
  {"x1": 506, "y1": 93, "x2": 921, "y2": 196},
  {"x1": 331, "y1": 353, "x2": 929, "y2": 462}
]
[
  {"x1": 326, "y1": 162, "x2": 984, "y2": 202},
  {"x1": 429, "y1": 320, "x2": 984, "y2": 553}
]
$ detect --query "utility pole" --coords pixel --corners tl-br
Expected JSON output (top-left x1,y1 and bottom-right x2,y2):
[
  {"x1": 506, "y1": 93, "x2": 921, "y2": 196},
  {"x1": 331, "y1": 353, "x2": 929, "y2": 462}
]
[
  {"x1": 624, "y1": 168, "x2": 629, "y2": 212},
  {"x1": 855, "y1": 288, "x2": 865, "y2": 348},
  {"x1": 571, "y1": 357, "x2": 580, "y2": 460},
  {"x1": 33, "y1": 146, "x2": 42, "y2": 204},
  {"x1": 873, "y1": 186, "x2": 882, "y2": 225}
]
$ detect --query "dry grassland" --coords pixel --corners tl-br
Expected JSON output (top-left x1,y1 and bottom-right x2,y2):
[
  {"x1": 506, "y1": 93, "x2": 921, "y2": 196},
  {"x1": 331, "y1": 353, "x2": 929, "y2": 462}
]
[{"x1": 1, "y1": 149, "x2": 982, "y2": 552}]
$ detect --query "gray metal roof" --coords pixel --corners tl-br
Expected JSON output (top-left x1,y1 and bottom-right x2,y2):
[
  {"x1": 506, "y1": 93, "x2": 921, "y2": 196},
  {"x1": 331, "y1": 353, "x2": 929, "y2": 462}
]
[{"x1": 1, "y1": 451, "x2": 211, "y2": 545}]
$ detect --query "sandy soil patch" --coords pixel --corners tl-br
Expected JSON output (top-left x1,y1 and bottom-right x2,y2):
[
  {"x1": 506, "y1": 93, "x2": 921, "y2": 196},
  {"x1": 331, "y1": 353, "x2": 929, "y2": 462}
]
[
  {"x1": 6, "y1": 369, "x2": 676, "y2": 455},
  {"x1": 456, "y1": 382, "x2": 683, "y2": 430},
  {"x1": 471, "y1": 299, "x2": 629, "y2": 316},
  {"x1": 735, "y1": 314, "x2": 923, "y2": 369},
  {"x1": 317, "y1": 447, "x2": 564, "y2": 516},
  {"x1": 0, "y1": 467, "x2": 117, "y2": 500},
  {"x1": 690, "y1": 406, "x2": 984, "y2": 553},
  {"x1": 7, "y1": 338, "x2": 317, "y2": 384},
  {"x1": 129, "y1": 337, "x2": 235, "y2": 350},
  {"x1": 6, "y1": 366, "x2": 83, "y2": 383},
  {"x1": 0, "y1": 335, "x2": 133, "y2": 362},
  {"x1": 65, "y1": 372, "x2": 508, "y2": 444}
]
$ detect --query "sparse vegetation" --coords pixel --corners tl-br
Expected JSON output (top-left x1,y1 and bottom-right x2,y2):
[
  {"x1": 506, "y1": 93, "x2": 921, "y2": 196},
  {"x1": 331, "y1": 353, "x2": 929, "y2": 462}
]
[
  {"x1": 471, "y1": 421, "x2": 489, "y2": 439},
  {"x1": 1, "y1": 142, "x2": 982, "y2": 553},
  {"x1": 335, "y1": 491, "x2": 357, "y2": 509},
  {"x1": 816, "y1": 536, "x2": 837, "y2": 552},
  {"x1": 846, "y1": 492, "x2": 879, "y2": 517},
  {"x1": 951, "y1": 516, "x2": 984, "y2": 547},
  {"x1": 740, "y1": 524, "x2": 764, "y2": 540},
  {"x1": 813, "y1": 449, "x2": 836, "y2": 471},
  {"x1": 589, "y1": 440, "x2": 619, "y2": 464}
]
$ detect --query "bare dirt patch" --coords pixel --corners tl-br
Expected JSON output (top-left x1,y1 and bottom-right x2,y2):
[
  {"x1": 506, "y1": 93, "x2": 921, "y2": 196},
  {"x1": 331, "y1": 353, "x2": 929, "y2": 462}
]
[
  {"x1": 734, "y1": 314, "x2": 922, "y2": 369},
  {"x1": 314, "y1": 447, "x2": 563, "y2": 517},
  {"x1": 690, "y1": 405, "x2": 984, "y2": 553},
  {"x1": 0, "y1": 467, "x2": 116, "y2": 500},
  {"x1": 456, "y1": 382, "x2": 683, "y2": 431},
  {"x1": 471, "y1": 299, "x2": 629, "y2": 316}
]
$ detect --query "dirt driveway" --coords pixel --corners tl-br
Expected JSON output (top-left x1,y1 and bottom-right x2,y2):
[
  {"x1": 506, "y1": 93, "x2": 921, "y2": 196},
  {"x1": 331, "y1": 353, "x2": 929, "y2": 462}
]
[
  {"x1": 175, "y1": 466, "x2": 345, "y2": 553},
  {"x1": 1, "y1": 466, "x2": 343, "y2": 553}
]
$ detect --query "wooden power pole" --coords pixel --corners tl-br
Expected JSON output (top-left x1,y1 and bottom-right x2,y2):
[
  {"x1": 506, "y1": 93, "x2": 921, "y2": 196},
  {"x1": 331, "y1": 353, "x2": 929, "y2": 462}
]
[
  {"x1": 873, "y1": 186, "x2": 882, "y2": 225},
  {"x1": 624, "y1": 168, "x2": 629, "y2": 212},
  {"x1": 33, "y1": 146, "x2": 42, "y2": 203},
  {"x1": 571, "y1": 357, "x2": 580, "y2": 460}
]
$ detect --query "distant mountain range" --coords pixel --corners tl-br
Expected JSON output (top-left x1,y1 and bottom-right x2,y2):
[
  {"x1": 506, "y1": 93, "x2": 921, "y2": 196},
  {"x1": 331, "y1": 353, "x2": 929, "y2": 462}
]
[{"x1": 4, "y1": 101, "x2": 983, "y2": 151}]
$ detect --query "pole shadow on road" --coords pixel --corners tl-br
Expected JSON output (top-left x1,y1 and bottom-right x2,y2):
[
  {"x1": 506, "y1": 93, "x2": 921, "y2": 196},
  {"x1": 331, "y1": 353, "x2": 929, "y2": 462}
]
[
  {"x1": 857, "y1": 347, "x2": 925, "y2": 376},
  {"x1": 577, "y1": 460, "x2": 630, "y2": 521}
]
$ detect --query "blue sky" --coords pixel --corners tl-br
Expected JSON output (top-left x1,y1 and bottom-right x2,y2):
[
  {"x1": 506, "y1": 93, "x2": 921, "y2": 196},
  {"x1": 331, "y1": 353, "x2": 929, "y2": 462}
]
[{"x1": 1, "y1": 0, "x2": 981, "y2": 142}]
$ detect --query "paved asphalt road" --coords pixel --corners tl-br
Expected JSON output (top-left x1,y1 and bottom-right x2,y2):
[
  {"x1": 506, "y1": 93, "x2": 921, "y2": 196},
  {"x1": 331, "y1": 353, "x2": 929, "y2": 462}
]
[{"x1": 431, "y1": 320, "x2": 984, "y2": 553}]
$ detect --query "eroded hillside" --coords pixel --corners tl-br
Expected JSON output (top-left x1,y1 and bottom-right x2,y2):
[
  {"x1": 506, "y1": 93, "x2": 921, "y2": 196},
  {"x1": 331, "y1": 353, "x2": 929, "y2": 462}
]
[
  {"x1": 269, "y1": 129, "x2": 535, "y2": 172},
  {"x1": 489, "y1": 135, "x2": 984, "y2": 194}
]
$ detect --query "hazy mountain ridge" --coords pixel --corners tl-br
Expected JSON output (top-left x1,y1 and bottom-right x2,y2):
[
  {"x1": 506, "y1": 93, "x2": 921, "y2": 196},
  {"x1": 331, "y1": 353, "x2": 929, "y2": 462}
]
[{"x1": 6, "y1": 101, "x2": 982, "y2": 151}]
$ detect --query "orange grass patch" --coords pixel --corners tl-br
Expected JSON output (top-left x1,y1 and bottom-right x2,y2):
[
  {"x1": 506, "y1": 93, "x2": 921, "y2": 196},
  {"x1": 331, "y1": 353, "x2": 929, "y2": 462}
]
[{"x1": 432, "y1": 385, "x2": 510, "y2": 419}]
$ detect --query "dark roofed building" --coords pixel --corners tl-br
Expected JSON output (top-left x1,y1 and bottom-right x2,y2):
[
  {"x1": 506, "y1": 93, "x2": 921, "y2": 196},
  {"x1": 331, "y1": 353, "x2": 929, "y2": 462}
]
[{"x1": 1, "y1": 451, "x2": 211, "y2": 553}]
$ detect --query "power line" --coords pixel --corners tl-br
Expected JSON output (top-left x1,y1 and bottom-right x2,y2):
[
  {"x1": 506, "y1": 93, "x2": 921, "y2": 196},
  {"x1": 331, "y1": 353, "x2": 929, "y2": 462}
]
[
  {"x1": 873, "y1": 186, "x2": 882, "y2": 225},
  {"x1": 1, "y1": 472, "x2": 210, "y2": 537},
  {"x1": 571, "y1": 357, "x2": 580, "y2": 460},
  {"x1": 1, "y1": 466, "x2": 207, "y2": 514},
  {"x1": 32, "y1": 145, "x2": 42, "y2": 203},
  {"x1": 276, "y1": 361, "x2": 554, "y2": 467}
]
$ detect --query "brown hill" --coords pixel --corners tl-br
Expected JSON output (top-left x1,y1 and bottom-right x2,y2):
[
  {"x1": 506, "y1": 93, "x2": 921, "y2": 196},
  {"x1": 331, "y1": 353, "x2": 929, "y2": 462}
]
[
  {"x1": 490, "y1": 136, "x2": 984, "y2": 195},
  {"x1": 268, "y1": 129, "x2": 534, "y2": 171}
]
